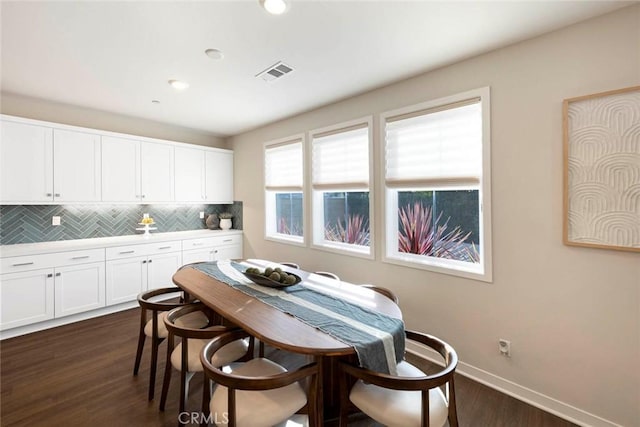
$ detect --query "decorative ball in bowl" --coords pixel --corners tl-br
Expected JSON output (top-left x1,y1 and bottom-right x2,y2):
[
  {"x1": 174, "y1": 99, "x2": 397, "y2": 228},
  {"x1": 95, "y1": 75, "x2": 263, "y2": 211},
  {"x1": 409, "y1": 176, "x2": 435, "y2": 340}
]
[{"x1": 243, "y1": 267, "x2": 301, "y2": 288}]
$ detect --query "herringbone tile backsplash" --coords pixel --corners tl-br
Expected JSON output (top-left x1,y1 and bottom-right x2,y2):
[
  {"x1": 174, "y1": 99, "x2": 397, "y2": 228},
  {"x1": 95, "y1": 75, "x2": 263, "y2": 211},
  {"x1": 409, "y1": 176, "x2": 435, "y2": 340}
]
[{"x1": 0, "y1": 202, "x2": 242, "y2": 245}]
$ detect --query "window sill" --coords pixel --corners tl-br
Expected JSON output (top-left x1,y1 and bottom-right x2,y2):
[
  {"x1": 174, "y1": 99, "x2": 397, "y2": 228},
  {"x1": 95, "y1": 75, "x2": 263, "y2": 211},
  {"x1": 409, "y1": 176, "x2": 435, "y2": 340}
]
[
  {"x1": 383, "y1": 253, "x2": 492, "y2": 283},
  {"x1": 311, "y1": 240, "x2": 373, "y2": 260}
]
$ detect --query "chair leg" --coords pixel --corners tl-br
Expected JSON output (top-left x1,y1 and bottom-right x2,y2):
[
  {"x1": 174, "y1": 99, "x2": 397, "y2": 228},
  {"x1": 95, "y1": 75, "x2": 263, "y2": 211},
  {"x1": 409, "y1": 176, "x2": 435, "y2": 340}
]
[
  {"x1": 338, "y1": 366, "x2": 349, "y2": 427},
  {"x1": 159, "y1": 336, "x2": 174, "y2": 411},
  {"x1": 201, "y1": 376, "x2": 211, "y2": 427},
  {"x1": 448, "y1": 377, "x2": 459, "y2": 427},
  {"x1": 148, "y1": 336, "x2": 164, "y2": 400},
  {"x1": 133, "y1": 329, "x2": 146, "y2": 375}
]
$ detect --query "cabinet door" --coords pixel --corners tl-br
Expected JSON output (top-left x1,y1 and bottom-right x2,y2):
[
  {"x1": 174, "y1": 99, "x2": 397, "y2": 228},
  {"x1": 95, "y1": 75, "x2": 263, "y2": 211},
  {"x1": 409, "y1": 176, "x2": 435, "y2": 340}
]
[
  {"x1": 0, "y1": 120, "x2": 53, "y2": 202},
  {"x1": 105, "y1": 256, "x2": 147, "y2": 305},
  {"x1": 175, "y1": 146, "x2": 205, "y2": 202},
  {"x1": 147, "y1": 252, "x2": 182, "y2": 290},
  {"x1": 182, "y1": 249, "x2": 215, "y2": 265},
  {"x1": 53, "y1": 129, "x2": 101, "y2": 202},
  {"x1": 54, "y1": 262, "x2": 106, "y2": 317},
  {"x1": 205, "y1": 150, "x2": 234, "y2": 203},
  {"x1": 141, "y1": 142, "x2": 174, "y2": 202},
  {"x1": 213, "y1": 245, "x2": 243, "y2": 261},
  {"x1": 102, "y1": 136, "x2": 140, "y2": 202},
  {"x1": 0, "y1": 269, "x2": 55, "y2": 330}
]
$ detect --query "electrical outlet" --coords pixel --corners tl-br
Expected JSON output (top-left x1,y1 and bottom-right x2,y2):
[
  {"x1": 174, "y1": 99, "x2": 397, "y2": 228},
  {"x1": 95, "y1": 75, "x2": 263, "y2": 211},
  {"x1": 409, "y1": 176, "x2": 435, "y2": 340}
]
[
  {"x1": 199, "y1": 211, "x2": 205, "y2": 219},
  {"x1": 52, "y1": 216, "x2": 61, "y2": 226},
  {"x1": 499, "y1": 339, "x2": 511, "y2": 357}
]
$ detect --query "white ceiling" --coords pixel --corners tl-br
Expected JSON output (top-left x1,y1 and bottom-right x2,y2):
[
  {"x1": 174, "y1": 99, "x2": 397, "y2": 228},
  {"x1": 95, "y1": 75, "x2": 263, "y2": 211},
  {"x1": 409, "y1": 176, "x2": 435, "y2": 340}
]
[{"x1": 1, "y1": 1, "x2": 631, "y2": 137}]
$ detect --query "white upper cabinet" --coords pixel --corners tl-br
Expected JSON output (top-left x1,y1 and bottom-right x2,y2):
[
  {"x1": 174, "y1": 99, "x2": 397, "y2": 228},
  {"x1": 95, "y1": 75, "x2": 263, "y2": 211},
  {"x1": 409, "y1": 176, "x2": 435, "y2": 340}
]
[
  {"x1": 174, "y1": 146, "x2": 205, "y2": 202},
  {"x1": 0, "y1": 120, "x2": 53, "y2": 203},
  {"x1": 102, "y1": 137, "x2": 174, "y2": 203},
  {"x1": 205, "y1": 150, "x2": 234, "y2": 203},
  {"x1": 1, "y1": 115, "x2": 232, "y2": 204},
  {"x1": 0, "y1": 120, "x2": 101, "y2": 203},
  {"x1": 102, "y1": 136, "x2": 140, "y2": 202},
  {"x1": 141, "y1": 142, "x2": 174, "y2": 202},
  {"x1": 175, "y1": 146, "x2": 234, "y2": 203},
  {"x1": 53, "y1": 129, "x2": 101, "y2": 202}
]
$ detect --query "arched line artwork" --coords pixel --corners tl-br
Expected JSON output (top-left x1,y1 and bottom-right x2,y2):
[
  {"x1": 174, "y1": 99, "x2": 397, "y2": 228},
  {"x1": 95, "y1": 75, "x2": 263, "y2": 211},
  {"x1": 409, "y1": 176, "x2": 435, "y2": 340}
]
[{"x1": 563, "y1": 86, "x2": 640, "y2": 252}]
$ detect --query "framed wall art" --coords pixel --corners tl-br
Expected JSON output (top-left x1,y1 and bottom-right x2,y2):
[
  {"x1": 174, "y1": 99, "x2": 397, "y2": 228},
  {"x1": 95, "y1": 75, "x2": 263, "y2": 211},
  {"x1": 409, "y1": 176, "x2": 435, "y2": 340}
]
[{"x1": 563, "y1": 85, "x2": 640, "y2": 252}]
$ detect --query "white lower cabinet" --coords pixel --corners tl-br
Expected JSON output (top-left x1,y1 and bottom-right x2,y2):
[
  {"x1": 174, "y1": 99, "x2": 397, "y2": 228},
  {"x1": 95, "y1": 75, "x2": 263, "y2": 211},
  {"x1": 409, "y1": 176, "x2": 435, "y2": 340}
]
[
  {"x1": 0, "y1": 249, "x2": 106, "y2": 331},
  {"x1": 54, "y1": 262, "x2": 105, "y2": 317},
  {"x1": 0, "y1": 231, "x2": 242, "y2": 335},
  {"x1": 105, "y1": 256, "x2": 147, "y2": 306},
  {"x1": 0, "y1": 269, "x2": 55, "y2": 330},
  {"x1": 182, "y1": 234, "x2": 243, "y2": 265},
  {"x1": 105, "y1": 241, "x2": 182, "y2": 306}
]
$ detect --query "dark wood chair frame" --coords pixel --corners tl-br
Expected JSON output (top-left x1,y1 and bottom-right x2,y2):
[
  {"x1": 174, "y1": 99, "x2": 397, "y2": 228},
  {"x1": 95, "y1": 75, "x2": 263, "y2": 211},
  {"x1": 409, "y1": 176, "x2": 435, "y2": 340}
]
[
  {"x1": 159, "y1": 303, "x2": 252, "y2": 420},
  {"x1": 200, "y1": 329, "x2": 320, "y2": 427},
  {"x1": 339, "y1": 330, "x2": 459, "y2": 427},
  {"x1": 133, "y1": 287, "x2": 194, "y2": 401}
]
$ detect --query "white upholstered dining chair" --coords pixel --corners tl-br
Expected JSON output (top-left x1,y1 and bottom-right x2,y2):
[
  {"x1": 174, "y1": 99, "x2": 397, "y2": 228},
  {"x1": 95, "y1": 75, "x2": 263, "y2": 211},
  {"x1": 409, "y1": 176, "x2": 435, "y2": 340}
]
[
  {"x1": 339, "y1": 330, "x2": 458, "y2": 427},
  {"x1": 200, "y1": 329, "x2": 319, "y2": 427},
  {"x1": 159, "y1": 303, "x2": 251, "y2": 420}
]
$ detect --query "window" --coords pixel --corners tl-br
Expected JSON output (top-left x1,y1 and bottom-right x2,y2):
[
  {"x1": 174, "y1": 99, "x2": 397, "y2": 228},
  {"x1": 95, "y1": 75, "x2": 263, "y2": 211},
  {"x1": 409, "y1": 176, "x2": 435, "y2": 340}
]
[
  {"x1": 382, "y1": 88, "x2": 492, "y2": 281},
  {"x1": 264, "y1": 137, "x2": 304, "y2": 244},
  {"x1": 311, "y1": 119, "x2": 373, "y2": 256}
]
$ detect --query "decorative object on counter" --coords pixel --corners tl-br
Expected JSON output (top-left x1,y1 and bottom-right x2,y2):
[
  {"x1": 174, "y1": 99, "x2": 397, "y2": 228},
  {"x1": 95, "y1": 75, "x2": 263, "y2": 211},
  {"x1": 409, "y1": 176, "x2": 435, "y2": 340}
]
[
  {"x1": 136, "y1": 213, "x2": 157, "y2": 237},
  {"x1": 205, "y1": 214, "x2": 219, "y2": 230},
  {"x1": 218, "y1": 212, "x2": 233, "y2": 230}
]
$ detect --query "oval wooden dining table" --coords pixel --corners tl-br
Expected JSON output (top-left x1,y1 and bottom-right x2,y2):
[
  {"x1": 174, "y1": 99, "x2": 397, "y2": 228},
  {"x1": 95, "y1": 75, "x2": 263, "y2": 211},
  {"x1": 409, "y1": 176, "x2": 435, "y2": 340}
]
[{"x1": 172, "y1": 259, "x2": 402, "y2": 425}]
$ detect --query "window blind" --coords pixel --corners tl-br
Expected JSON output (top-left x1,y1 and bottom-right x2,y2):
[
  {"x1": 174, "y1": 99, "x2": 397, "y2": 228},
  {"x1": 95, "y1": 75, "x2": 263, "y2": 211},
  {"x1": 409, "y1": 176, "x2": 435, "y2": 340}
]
[
  {"x1": 312, "y1": 126, "x2": 369, "y2": 190},
  {"x1": 385, "y1": 101, "x2": 482, "y2": 187},
  {"x1": 265, "y1": 141, "x2": 303, "y2": 191}
]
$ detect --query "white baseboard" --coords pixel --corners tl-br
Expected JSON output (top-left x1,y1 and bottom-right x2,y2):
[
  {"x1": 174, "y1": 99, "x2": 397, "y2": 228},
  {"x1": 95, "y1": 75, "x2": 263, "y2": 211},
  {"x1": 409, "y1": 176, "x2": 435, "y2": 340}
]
[
  {"x1": 406, "y1": 342, "x2": 622, "y2": 427},
  {"x1": 0, "y1": 301, "x2": 138, "y2": 340}
]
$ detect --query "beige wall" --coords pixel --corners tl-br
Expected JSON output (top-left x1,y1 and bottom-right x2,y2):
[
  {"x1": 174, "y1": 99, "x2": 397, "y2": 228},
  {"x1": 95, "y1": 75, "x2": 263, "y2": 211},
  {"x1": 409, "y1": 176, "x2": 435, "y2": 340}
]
[
  {"x1": 230, "y1": 6, "x2": 640, "y2": 427},
  {"x1": 0, "y1": 92, "x2": 227, "y2": 148}
]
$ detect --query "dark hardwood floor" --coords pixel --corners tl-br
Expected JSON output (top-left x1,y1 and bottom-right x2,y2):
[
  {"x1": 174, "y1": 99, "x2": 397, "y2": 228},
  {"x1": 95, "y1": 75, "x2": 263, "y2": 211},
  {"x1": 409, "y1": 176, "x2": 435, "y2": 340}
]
[{"x1": 1, "y1": 308, "x2": 576, "y2": 427}]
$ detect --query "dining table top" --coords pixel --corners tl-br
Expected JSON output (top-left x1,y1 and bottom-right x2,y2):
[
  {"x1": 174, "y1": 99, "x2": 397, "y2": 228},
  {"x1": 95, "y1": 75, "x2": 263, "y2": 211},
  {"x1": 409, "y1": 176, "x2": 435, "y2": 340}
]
[{"x1": 171, "y1": 259, "x2": 403, "y2": 357}]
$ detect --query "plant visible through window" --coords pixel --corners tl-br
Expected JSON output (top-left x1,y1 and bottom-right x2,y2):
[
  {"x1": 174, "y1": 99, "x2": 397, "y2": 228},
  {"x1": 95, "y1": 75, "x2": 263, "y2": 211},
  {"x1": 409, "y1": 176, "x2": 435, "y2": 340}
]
[
  {"x1": 324, "y1": 214, "x2": 370, "y2": 246},
  {"x1": 398, "y1": 202, "x2": 479, "y2": 263}
]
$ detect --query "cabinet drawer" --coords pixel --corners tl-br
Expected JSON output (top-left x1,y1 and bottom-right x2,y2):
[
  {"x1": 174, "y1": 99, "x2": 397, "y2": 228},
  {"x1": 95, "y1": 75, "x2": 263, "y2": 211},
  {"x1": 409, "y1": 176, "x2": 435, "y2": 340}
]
[
  {"x1": 1, "y1": 254, "x2": 52, "y2": 274},
  {"x1": 1, "y1": 249, "x2": 104, "y2": 274},
  {"x1": 211, "y1": 234, "x2": 241, "y2": 246},
  {"x1": 182, "y1": 237, "x2": 217, "y2": 250},
  {"x1": 106, "y1": 240, "x2": 182, "y2": 260}
]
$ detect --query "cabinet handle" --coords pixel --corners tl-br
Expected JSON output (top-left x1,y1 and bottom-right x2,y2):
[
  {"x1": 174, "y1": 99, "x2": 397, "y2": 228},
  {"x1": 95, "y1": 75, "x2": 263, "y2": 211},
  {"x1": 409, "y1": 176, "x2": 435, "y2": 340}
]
[
  {"x1": 141, "y1": 195, "x2": 146, "y2": 198},
  {"x1": 12, "y1": 262, "x2": 34, "y2": 267},
  {"x1": 55, "y1": 193, "x2": 61, "y2": 197},
  {"x1": 47, "y1": 273, "x2": 53, "y2": 278},
  {"x1": 119, "y1": 250, "x2": 135, "y2": 254},
  {"x1": 46, "y1": 193, "x2": 52, "y2": 197},
  {"x1": 192, "y1": 243, "x2": 204, "y2": 247},
  {"x1": 158, "y1": 246, "x2": 172, "y2": 250},
  {"x1": 148, "y1": 259, "x2": 153, "y2": 263},
  {"x1": 142, "y1": 260, "x2": 147, "y2": 264},
  {"x1": 71, "y1": 255, "x2": 90, "y2": 260},
  {"x1": 55, "y1": 272, "x2": 61, "y2": 277},
  {"x1": 223, "y1": 239, "x2": 232, "y2": 243}
]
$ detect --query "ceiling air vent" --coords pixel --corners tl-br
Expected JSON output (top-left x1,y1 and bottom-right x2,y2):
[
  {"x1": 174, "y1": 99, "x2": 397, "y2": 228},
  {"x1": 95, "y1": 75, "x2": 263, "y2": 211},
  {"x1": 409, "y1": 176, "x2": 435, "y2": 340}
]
[{"x1": 256, "y1": 61, "x2": 294, "y2": 82}]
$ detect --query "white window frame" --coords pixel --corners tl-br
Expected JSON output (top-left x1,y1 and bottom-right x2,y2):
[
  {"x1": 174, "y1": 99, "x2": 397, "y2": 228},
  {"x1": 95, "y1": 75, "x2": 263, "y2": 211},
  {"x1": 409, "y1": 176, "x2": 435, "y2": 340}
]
[
  {"x1": 264, "y1": 134, "x2": 306, "y2": 246},
  {"x1": 380, "y1": 87, "x2": 493, "y2": 282},
  {"x1": 309, "y1": 117, "x2": 374, "y2": 259}
]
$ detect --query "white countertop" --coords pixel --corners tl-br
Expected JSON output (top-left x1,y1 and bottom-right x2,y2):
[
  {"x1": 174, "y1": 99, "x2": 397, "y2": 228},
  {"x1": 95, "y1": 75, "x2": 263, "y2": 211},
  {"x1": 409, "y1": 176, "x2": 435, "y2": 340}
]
[{"x1": 0, "y1": 229, "x2": 242, "y2": 258}]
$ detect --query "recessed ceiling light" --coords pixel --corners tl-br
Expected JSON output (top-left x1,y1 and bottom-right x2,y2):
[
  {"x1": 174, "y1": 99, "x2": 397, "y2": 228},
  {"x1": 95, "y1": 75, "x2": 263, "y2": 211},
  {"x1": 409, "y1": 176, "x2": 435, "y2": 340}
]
[
  {"x1": 168, "y1": 79, "x2": 189, "y2": 90},
  {"x1": 205, "y1": 48, "x2": 224, "y2": 60},
  {"x1": 260, "y1": 0, "x2": 288, "y2": 15}
]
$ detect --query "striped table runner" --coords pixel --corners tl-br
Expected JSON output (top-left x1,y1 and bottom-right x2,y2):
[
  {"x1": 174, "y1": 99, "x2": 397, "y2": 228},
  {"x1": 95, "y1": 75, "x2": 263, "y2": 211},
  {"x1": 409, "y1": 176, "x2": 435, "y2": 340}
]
[{"x1": 191, "y1": 260, "x2": 405, "y2": 375}]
